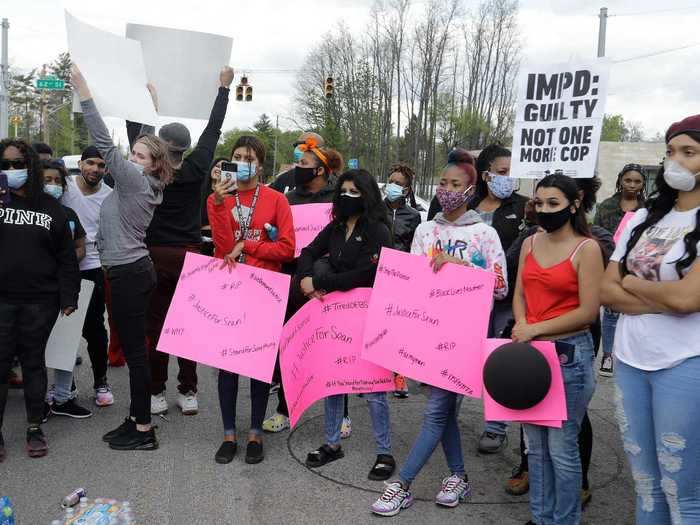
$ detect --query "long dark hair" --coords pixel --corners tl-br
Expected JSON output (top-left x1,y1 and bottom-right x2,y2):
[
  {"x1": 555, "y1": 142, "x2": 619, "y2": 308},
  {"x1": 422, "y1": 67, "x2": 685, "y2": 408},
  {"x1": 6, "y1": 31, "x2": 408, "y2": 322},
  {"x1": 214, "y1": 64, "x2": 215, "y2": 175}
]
[
  {"x1": 574, "y1": 175, "x2": 602, "y2": 214},
  {"x1": 620, "y1": 131, "x2": 700, "y2": 278},
  {"x1": 615, "y1": 163, "x2": 647, "y2": 201},
  {"x1": 332, "y1": 169, "x2": 389, "y2": 227},
  {"x1": 474, "y1": 144, "x2": 512, "y2": 202},
  {"x1": 536, "y1": 174, "x2": 591, "y2": 237},
  {"x1": 0, "y1": 138, "x2": 44, "y2": 210}
]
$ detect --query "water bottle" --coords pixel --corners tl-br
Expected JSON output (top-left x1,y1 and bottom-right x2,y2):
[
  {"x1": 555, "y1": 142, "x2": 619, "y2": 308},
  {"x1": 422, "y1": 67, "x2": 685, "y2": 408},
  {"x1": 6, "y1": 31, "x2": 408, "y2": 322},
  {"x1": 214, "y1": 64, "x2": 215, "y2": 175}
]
[
  {"x1": 264, "y1": 223, "x2": 278, "y2": 241},
  {"x1": 0, "y1": 497, "x2": 14, "y2": 525}
]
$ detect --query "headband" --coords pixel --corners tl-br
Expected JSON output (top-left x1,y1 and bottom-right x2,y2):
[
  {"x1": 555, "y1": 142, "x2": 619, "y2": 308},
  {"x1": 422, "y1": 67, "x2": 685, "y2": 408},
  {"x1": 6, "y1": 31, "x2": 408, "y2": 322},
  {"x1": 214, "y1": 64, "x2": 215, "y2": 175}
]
[{"x1": 297, "y1": 136, "x2": 329, "y2": 171}]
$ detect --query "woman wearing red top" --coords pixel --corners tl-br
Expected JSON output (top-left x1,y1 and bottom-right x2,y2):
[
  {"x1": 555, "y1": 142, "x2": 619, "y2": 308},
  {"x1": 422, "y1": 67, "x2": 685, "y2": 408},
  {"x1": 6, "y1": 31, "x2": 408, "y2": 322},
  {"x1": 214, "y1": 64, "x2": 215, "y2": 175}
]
[
  {"x1": 512, "y1": 174, "x2": 603, "y2": 525},
  {"x1": 207, "y1": 136, "x2": 295, "y2": 465}
]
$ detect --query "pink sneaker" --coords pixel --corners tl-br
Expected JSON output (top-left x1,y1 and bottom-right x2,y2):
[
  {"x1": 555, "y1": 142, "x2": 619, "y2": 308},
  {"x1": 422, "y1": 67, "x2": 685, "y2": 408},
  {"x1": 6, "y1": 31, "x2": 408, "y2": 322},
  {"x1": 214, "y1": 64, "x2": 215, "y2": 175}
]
[{"x1": 95, "y1": 384, "x2": 114, "y2": 407}]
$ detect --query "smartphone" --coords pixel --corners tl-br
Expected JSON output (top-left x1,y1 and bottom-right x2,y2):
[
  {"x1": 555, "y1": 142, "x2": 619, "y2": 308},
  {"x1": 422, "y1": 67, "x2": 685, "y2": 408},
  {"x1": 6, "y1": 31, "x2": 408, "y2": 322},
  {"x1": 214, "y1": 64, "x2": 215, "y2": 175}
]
[
  {"x1": 0, "y1": 173, "x2": 10, "y2": 206},
  {"x1": 554, "y1": 340, "x2": 576, "y2": 366},
  {"x1": 220, "y1": 162, "x2": 238, "y2": 183}
]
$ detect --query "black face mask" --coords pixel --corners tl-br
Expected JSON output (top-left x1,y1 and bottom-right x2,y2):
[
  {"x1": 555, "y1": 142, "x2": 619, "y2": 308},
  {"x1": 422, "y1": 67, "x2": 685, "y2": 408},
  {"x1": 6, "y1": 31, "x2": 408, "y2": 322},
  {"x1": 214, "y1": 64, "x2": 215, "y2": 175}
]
[
  {"x1": 294, "y1": 166, "x2": 318, "y2": 187},
  {"x1": 536, "y1": 206, "x2": 573, "y2": 233},
  {"x1": 337, "y1": 194, "x2": 365, "y2": 218}
]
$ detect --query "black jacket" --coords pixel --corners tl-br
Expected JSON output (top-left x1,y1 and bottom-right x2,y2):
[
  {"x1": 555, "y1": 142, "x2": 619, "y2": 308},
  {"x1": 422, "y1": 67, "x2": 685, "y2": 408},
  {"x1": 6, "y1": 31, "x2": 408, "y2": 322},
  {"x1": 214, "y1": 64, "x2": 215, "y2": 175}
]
[
  {"x1": 269, "y1": 168, "x2": 296, "y2": 194},
  {"x1": 286, "y1": 181, "x2": 335, "y2": 205},
  {"x1": 385, "y1": 199, "x2": 421, "y2": 253},
  {"x1": 127, "y1": 86, "x2": 230, "y2": 246},
  {"x1": 0, "y1": 193, "x2": 80, "y2": 309},
  {"x1": 297, "y1": 218, "x2": 393, "y2": 293},
  {"x1": 428, "y1": 192, "x2": 528, "y2": 252}
]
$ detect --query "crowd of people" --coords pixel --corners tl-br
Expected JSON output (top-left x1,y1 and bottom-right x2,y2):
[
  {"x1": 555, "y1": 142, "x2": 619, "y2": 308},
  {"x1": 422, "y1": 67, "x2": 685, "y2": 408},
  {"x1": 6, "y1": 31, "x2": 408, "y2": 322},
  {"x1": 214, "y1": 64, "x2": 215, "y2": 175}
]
[{"x1": 0, "y1": 62, "x2": 698, "y2": 524}]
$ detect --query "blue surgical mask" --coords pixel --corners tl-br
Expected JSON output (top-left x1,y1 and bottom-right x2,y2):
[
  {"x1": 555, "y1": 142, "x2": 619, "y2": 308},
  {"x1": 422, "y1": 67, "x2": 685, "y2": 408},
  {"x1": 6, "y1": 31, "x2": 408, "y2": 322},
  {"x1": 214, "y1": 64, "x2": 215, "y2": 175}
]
[
  {"x1": 487, "y1": 173, "x2": 515, "y2": 200},
  {"x1": 293, "y1": 146, "x2": 304, "y2": 163},
  {"x1": 4, "y1": 169, "x2": 28, "y2": 189},
  {"x1": 385, "y1": 182, "x2": 405, "y2": 202},
  {"x1": 128, "y1": 160, "x2": 145, "y2": 175},
  {"x1": 44, "y1": 184, "x2": 64, "y2": 200},
  {"x1": 235, "y1": 162, "x2": 257, "y2": 182}
]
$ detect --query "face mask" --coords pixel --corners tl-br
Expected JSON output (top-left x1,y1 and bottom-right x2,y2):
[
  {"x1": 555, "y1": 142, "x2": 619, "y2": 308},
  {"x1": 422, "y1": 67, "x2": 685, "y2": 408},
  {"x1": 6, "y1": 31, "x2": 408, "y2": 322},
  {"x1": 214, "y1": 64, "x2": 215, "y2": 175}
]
[
  {"x1": 536, "y1": 206, "x2": 573, "y2": 233},
  {"x1": 128, "y1": 160, "x2": 145, "y2": 175},
  {"x1": 4, "y1": 169, "x2": 28, "y2": 189},
  {"x1": 385, "y1": 182, "x2": 405, "y2": 202},
  {"x1": 436, "y1": 186, "x2": 472, "y2": 214},
  {"x1": 235, "y1": 162, "x2": 256, "y2": 182},
  {"x1": 293, "y1": 146, "x2": 304, "y2": 163},
  {"x1": 664, "y1": 159, "x2": 699, "y2": 192},
  {"x1": 337, "y1": 193, "x2": 365, "y2": 217},
  {"x1": 44, "y1": 184, "x2": 64, "y2": 200},
  {"x1": 294, "y1": 166, "x2": 318, "y2": 187},
  {"x1": 487, "y1": 174, "x2": 515, "y2": 200}
]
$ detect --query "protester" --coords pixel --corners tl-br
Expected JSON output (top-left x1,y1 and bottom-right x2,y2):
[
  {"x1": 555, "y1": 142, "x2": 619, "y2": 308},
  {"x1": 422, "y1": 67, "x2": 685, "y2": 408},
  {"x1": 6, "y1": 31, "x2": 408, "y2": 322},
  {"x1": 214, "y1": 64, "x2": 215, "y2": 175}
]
[
  {"x1": 463, "y1": 145, "x2": 528, "y2": 455},
  {"x1": 263, "y1": 139, "x2": 343, "y2": 433},
  {"x1": 42, "y1": 159, "x2": 93, "y2": 419},
  {"x1": 0, "y1": 139, "x2": 80, "y2": 460},
  {"x1": 299, "y1": 169, "x2": 394, "y2": 479},
  {"x1": 371, "y1": 149, "x2": 508, "y2": 516},
  {"x1": 208, "y1": 135, "x2": 295, "y2": 464},
  {"x1": 72, "y1": 64, "x2": 172, "y2": 451},
  {"x1": 127, "y1": 67, "x2": 233, "y2": 416},
  {"x1": 32, "y1": 142, "x2": 53, "y2": 161},
  {"x1": 510, "y1": 174, "x2": 603, "y2": 525},
  {"x1": 58, "y1": 147, "x2": 115, "y2": 408},
  {"x1": 594, "y1": 164, "x2": 647, "y2": 377},
  {"x1": 269, "y1": 132, "x2": 326, "y2": 193},
  {"x1": 383, "y1": 162, "x2": 421, "y2": 398},
  {"x1": 601, "y1": 116, "x2": 700, "y2": 524}
]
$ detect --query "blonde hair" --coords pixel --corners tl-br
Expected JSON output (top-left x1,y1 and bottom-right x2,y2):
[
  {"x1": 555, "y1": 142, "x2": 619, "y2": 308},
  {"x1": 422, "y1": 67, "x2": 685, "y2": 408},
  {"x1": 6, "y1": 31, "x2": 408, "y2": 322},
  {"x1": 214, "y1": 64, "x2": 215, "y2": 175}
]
[{"x1": 135, "y1": 134, "x2": 174, "y2": 185}]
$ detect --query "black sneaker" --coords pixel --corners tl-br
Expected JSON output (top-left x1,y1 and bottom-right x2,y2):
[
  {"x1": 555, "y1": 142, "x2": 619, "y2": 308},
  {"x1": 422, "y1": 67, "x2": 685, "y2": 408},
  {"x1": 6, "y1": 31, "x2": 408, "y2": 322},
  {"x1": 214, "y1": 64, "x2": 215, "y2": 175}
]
[
  {"x1": 215, "y1": 441, "x2": 237, "y2": 464},
  {"x1": 245, "y1": 440, "x2": 264, "y2": 464},
  {"x1": 51, "y1": 399, "x2": 93, "y2": 419},
  {"x1": 108, "y1": 426, "x2": 158, "y2": 451},
  {"x1": 102, "y1": 418, "x2": 136, "y2": 443},
  {"x1": 26, "y1": 426, "x2": 48, "y2": 458}
]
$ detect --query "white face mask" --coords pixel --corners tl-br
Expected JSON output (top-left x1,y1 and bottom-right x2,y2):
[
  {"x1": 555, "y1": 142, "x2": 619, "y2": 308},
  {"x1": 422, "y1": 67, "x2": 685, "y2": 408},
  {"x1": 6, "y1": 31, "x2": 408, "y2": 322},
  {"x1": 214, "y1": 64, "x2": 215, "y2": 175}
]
[
  {"x1": 664, "y1": 159, "x2": 699, "y2": 192},
  {"x1": 128, "y1": 160, "x2": 146, "y2": 175}
]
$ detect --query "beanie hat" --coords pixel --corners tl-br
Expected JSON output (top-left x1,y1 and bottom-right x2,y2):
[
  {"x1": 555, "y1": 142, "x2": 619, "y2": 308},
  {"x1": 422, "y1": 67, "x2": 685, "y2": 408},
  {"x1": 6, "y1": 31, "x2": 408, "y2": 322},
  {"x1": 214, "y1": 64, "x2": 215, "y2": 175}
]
[
  {"x1": 159, "y1": 122, "x2": 191, "y2": 152},
  {"x1": 665, "y1": 114, "x2": 700, "y2": 143},
  {"x1": 81, "y1": 145, "x2": 103, "y2": 161}
]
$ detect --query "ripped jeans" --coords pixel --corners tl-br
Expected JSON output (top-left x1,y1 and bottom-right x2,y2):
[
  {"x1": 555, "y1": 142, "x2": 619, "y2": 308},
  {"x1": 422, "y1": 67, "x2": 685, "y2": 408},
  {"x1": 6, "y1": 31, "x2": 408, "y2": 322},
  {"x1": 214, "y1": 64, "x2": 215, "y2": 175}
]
[{"x1": 615, "y1": 357, "x2": 700, "y2": 525}]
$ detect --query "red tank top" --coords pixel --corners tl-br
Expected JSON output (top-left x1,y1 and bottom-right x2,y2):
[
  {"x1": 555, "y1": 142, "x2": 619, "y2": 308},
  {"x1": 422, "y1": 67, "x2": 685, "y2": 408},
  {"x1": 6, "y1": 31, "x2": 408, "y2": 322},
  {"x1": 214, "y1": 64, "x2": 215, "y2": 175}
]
[{"x1": 522, "y1": 235, "x2": 591, "y2": 324}]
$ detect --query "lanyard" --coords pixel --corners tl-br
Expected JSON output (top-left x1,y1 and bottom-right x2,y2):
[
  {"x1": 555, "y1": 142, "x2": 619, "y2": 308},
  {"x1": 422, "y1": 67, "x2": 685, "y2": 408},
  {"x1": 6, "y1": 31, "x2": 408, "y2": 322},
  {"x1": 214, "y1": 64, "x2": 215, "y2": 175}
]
[{"x1": 233, "y1": 184, "x2": 261, "y2": 263}]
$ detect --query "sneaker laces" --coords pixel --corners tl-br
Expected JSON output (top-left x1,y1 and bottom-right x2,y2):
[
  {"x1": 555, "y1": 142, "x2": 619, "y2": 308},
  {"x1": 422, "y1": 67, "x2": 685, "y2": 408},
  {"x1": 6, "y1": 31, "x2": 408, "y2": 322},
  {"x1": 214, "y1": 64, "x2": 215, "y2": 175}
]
[
  {"x1": 442, "y1": 476, "x2": 464, "y2": 493},
  {"x1": 380, "y1": 483, "x2": 405, "y2": 503}
]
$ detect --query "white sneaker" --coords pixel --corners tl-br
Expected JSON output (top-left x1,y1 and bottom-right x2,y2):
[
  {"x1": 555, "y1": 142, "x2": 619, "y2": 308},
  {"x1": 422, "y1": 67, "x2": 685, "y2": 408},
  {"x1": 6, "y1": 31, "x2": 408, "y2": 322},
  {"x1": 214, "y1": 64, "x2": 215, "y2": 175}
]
[
  {"x1": 176, "y1": 391, "x2": 198, "y2": 415},
  {"x1": 435, "y1": 474, "x2": 471, "y2": 507},
  {"x1": 371, "y1": 481, "x2": 414, "y2": 517},
  {"x1": 151, "y1": 392, "x2": 168, "y2": 415},
  {"x1": 341, "y1": 416, "x2": 352, "y2": 439},
  {"x1": 95, "y1": 384, "x2": 114, "y2": 407}
]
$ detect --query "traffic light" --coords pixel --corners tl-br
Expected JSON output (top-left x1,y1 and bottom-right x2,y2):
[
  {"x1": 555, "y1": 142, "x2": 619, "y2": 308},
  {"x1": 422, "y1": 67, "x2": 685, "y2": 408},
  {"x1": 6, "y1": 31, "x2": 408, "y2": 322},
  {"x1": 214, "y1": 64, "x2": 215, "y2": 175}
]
[
  {"x1": 236, "y1": 85, "x2": 244, "y2": 101},
  {"x1": 324, "y1": 76, "x2": 334, "y2": 98},
  {"x1": 245, "y1": 86, "x2": 253, "y2": 102}
]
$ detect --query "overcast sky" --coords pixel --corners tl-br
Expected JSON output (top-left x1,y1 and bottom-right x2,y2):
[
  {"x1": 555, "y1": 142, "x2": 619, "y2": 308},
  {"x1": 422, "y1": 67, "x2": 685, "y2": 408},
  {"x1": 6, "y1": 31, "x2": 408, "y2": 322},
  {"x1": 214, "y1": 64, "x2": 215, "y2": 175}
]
[{"x1": 4, "y1": 0, "x2": 700, "y2": 145}]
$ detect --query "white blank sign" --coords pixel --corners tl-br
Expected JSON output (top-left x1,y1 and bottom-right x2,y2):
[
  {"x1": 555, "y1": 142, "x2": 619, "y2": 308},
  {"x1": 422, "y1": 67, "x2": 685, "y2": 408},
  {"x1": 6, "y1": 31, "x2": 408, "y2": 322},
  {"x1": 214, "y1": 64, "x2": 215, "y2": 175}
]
[{"x1": 126, "y1": 23, "x2": 233, "y2": 120}]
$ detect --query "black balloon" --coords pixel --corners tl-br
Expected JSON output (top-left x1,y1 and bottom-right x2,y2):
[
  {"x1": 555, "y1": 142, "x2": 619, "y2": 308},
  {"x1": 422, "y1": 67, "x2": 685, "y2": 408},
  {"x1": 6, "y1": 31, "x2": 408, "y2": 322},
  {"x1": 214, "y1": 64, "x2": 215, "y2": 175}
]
[{"x1": 483, "y1": 342, "x2": 552, "y2": 410}]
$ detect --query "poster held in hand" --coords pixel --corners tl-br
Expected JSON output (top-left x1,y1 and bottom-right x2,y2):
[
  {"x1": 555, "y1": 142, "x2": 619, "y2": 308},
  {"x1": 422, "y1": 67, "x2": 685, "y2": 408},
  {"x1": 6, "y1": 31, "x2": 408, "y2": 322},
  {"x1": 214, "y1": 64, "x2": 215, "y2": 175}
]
[
  {"x1": 290, "y1": 203, "x2": 333, "y2": 257},
  {"x1": 510, "y1": 61, "x2": 610, "y2": 178},
  {"x1": 65, "y1": 11, "x2": 158, "y2": 125},
  {"x1": 45, "y1": 280, "x2": 95, "y2": 372}
]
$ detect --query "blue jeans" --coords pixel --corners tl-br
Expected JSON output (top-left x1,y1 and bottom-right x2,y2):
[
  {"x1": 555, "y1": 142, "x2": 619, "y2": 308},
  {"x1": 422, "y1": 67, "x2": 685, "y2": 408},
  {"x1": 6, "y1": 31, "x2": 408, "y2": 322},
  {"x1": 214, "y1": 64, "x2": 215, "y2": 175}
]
[
  {"x1": 615, "y1": 357, "x2": 700, "y2": 525},
  {"x1": 399, "y1": 387, "x2": 465, "y2": 486},
  {"x1": 484, "y1": 420, "x2": 508, "y2": 436},
  {"x1": 325, "y1": 393, "x2": 390, "y2": 455},
  {"x1": 601, "y1": 307, "x2": 619, "y2": 357},
  {"x1": 53, "y1": 368, "x2": 75, "y2": 404},
  {"x1": 524, "y1": 332, "x2": 595, "y2": 525}
]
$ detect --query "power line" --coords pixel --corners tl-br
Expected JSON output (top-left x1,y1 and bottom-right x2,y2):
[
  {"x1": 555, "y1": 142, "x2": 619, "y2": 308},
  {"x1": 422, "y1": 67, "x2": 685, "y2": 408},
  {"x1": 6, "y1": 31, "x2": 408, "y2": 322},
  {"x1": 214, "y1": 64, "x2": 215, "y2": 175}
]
[
  {"x1": 613, "y1": 42, "x2": 700, "y2": 63},
  {"x1": 610, "y1": 4, "x2": 700, "y2": 17}
]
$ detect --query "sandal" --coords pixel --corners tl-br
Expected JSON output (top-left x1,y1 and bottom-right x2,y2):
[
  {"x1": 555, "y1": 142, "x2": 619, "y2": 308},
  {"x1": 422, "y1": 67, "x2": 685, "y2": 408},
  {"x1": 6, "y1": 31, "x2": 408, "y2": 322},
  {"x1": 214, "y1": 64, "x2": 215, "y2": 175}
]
[
  {"x1": 368, "y1": 454, "x2": 396, "y2": 481},
  {"x1": 306, "y1": 444, "x2": 344, "y2": 468}
]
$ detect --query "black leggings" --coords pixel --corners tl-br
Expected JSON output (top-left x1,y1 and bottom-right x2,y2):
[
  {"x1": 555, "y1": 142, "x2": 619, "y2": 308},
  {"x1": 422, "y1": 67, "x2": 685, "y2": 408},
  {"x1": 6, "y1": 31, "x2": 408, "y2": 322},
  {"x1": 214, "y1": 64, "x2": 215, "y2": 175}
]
[
  {"x1": 218, "y1": 371, "x2": 270, "y2": 435},
  {"x1": 81, "y1": 268, "x2": 109, "y2": 388},
  {"x1": 107, "y1": 257, "x2": 156, "y2": 425}
]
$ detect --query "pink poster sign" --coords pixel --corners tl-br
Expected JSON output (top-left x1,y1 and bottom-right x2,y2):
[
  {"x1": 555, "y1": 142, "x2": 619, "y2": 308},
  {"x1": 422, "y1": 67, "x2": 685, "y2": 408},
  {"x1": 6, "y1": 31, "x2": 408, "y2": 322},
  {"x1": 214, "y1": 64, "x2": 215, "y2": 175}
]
[
  {"x1": 482, "y1": 339, "x2": 567, "y2": 427},
  {"x1": 291, "y1": 203, "x2": 333, "y2": 257},
  {"x1": 158, "y1": 253, "x2": 290, "y2": 383},
  {"x1": 613, "y1": 211, "x2": 636, "y2": 245},
  {"x1": 361, "y1": 248, "x2": 495, "y2": 398},
  {"x1": 279, "y1": 288, "x2": 394, "y2": 428}
]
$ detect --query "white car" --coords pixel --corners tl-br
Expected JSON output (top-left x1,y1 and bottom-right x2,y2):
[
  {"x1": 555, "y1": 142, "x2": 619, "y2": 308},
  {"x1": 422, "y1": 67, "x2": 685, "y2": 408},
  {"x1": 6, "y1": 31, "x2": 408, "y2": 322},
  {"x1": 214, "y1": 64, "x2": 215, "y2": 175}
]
[{"x1": 62, "y1": 155, "x2": 82, "y2": 175}]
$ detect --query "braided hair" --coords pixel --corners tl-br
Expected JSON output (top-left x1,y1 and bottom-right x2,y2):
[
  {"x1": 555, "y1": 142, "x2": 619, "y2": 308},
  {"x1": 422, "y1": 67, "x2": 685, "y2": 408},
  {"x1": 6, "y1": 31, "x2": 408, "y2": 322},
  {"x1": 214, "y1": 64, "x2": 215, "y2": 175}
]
[
  {"x1": 620, "y1": 131, "x2": 700, "y2": 279},
  {"x1": 388, "y1": 162, "x2": 418, "y2": 208},
  {"x1": 615, "y1": 163, "x2": 647, "y2": 201}
]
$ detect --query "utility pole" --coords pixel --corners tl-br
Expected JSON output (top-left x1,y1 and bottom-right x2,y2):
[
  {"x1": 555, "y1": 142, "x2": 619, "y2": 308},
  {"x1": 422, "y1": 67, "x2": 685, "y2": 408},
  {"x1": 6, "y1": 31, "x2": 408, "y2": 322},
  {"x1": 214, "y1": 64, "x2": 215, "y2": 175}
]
[
  {"x1": 597, "y1": 7, "x2": 608, "y2": 58},
  {"x1": 273, "y1": 114, "x2": 279, "y2": 176},
  {"x1": 0, "y1": 18, "x2": 10, "y2": 140},
  {"x1": 40, "y1": 64, "x2": 49, "y2": 144}
]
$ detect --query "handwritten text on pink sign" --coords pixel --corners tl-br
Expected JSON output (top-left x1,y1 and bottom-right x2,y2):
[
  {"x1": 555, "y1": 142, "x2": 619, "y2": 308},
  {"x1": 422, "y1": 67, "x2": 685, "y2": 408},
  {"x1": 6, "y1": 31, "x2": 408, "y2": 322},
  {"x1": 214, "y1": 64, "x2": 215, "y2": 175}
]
[{"x1": 291, "y1": 203, "x2": 332, "y2": 257}]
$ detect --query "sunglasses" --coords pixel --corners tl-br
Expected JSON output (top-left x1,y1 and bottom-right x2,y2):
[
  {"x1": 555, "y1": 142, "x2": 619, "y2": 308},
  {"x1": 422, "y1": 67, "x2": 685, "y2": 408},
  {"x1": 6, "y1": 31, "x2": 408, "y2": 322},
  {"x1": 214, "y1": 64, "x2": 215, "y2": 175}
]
[{"x1": 1, "y1": 159, "x2": 27, "y2": 170}]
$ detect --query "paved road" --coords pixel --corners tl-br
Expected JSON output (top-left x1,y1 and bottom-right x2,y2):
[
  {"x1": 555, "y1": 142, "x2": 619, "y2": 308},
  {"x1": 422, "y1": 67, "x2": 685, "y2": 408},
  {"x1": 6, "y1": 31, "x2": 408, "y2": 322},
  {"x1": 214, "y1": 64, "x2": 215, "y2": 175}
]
[{"x1": 3, "y1": 345, "x2": 636, "y2": 524}]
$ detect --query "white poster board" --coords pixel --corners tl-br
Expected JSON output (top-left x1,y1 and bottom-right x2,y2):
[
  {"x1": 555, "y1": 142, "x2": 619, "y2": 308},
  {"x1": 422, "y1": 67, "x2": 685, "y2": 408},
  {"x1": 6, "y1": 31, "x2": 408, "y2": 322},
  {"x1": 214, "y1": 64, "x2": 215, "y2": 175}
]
[
  {"x1": 45, "y1": 280, "x2": 95, "y2": 372},
  {"x1": 65, "y1": 11, "x2": 158, "y2": 125},
  {"x1": 126, "y1": 23, "x2": 233, "y2": 120},
  {"x1": 510, "y1": 61, "x2": 610, "y2": 178}
]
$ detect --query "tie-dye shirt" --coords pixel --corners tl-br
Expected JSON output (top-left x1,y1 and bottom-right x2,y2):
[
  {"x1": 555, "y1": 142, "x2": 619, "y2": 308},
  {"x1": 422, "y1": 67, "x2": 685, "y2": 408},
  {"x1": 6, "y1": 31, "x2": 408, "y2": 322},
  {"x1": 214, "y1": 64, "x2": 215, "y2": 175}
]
[{"x1": 411, "y1": 211, "x2": 508, "y2": 300}]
